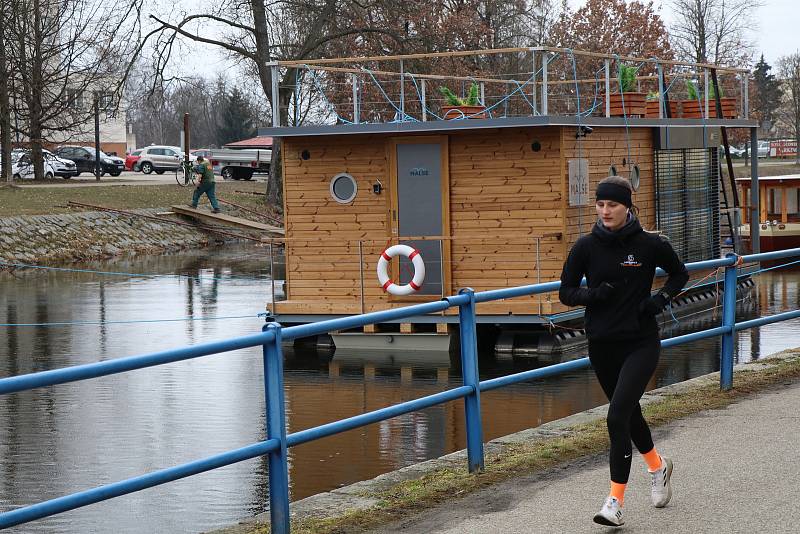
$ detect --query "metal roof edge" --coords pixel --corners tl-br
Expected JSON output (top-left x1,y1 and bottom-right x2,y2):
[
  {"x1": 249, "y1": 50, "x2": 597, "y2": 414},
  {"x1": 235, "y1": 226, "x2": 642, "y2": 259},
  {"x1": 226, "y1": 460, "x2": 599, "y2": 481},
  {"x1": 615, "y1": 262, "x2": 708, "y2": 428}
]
[{"x1": 259, "y1": 117, "x2": 758, "y2": 138}]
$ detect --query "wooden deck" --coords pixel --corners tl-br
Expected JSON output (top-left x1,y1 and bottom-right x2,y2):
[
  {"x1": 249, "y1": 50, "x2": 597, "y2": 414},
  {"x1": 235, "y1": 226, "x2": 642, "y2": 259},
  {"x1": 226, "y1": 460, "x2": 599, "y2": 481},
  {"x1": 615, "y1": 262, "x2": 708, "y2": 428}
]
[{"x1": 171, "y1": 206, "x2": 285, "y2": 236}]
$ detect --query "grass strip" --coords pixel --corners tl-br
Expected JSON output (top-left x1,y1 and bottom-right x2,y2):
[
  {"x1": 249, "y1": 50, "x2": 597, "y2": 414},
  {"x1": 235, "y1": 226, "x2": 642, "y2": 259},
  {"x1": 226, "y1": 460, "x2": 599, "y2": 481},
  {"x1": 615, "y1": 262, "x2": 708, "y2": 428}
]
[
  {"x1": 248, "y1": 349, "x2": 800, "y2": 534},
  {"x1": 0, "y1": 181, "x2": 278, "y2": 217}
]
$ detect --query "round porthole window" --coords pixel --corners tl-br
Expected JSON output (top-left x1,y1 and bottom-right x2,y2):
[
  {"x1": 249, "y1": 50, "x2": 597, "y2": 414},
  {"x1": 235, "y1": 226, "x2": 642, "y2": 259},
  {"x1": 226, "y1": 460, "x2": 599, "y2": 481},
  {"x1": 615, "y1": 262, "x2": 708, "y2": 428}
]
[
  {"x1": 629, "y1": 163, "x2": 640, "y2": 191},
  {"x1": 330, "y1": 173, "x2": 357, "y2": 204}
]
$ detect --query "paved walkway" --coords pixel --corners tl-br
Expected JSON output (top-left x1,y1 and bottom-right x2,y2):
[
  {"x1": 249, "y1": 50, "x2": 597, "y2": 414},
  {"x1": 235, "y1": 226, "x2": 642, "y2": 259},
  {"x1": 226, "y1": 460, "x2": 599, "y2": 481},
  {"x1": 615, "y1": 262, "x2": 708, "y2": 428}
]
[{"x1": 370, "y1": 381, "x2": 800, "y2": 533}]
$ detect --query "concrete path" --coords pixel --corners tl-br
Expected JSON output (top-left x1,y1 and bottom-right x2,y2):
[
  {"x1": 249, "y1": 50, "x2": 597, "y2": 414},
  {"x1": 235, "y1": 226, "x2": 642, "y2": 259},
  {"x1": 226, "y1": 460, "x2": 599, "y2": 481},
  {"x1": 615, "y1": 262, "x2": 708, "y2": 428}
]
[{"x1": 370, "y1": 381, "x2": 800, "y2": 533}]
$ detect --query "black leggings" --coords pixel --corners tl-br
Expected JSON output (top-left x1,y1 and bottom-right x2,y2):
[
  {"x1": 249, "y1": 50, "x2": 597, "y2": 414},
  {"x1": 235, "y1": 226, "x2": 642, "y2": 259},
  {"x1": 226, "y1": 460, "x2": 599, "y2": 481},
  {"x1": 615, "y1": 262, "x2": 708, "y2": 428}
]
[{"x1": 589, "y1": 335, "x2": 660, "y2": 484}]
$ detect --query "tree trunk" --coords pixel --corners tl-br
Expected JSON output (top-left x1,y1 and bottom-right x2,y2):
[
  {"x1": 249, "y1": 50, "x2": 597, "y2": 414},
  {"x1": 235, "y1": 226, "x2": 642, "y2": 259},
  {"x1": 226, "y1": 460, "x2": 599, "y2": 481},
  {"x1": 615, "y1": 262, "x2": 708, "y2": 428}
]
[{"x1": 0, "y1": 0, "x2": 12, "y2": 183}]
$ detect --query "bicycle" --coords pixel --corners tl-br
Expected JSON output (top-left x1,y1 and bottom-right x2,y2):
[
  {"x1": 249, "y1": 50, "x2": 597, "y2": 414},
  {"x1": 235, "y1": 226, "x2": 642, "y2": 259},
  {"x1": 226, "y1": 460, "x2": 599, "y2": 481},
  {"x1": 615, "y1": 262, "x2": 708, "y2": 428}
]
[{"x1": 175, "y1": 159, "x2": 196, "y2": 187}]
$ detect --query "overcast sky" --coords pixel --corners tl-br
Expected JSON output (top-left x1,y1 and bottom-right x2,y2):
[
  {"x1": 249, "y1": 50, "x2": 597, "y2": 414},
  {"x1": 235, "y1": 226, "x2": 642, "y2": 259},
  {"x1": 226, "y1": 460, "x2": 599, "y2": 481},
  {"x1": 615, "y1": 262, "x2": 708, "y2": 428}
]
[{"x1": 566, "y1": 0, "x2": 797, "y2": 66}]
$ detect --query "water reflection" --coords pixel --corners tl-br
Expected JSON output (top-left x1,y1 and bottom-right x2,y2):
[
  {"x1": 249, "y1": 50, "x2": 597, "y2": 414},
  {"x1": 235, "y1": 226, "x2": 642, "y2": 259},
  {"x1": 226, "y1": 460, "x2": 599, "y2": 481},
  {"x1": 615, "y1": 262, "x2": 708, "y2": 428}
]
[{"x1": 0, "y1": 248, "x2": 797, "y2": 533}]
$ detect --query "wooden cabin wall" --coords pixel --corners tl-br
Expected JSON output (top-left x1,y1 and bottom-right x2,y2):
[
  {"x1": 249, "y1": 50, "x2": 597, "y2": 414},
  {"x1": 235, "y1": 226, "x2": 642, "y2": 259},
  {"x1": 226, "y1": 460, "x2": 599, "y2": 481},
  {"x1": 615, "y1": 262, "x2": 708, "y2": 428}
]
[
  {"x1": 552, "y1": 127, "x2": 656, "y2": 314},
  {"x1": 560, "y1": 127, "x2": 656, "y2": 248},
  {"x1": 282, "y1": 134, "x2": 390, "y2": 311},
  {"x1": 281, "y1": 128, "x2": 569, "y2": 315},
  {"x1": 447, "y1": 127, "x2": 566, "y2": 314}
]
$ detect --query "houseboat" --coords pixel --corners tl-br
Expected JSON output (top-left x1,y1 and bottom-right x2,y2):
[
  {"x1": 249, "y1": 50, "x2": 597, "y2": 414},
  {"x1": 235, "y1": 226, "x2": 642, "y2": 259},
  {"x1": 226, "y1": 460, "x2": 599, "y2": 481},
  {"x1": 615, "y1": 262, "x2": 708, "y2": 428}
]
[
  {"x1": 258, "y1": 47, "x2": 760, "y2": 353},
  {"x1": 737, "y1": 174, "x2": 800, "y2": 252}
]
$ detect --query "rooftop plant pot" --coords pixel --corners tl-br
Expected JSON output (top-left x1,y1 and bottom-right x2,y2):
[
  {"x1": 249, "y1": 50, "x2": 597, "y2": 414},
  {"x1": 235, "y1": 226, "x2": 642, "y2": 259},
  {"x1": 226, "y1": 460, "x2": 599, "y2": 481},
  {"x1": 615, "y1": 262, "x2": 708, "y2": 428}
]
[
  {"x1": 680, "y1": 100, "x2": 703, "y2": 119},
  {"x1": 713, "y1": 97, "x2": 737, "y2": 119},
  {"x1": 645, "y1": 100, "x2": 679, "y2": 118},
  {"x1": 609, "y1": 92, "x2": 646, "y2": 118},
  {"x1": 441, "y1": 105, "x2": 487, "y2": 120}
]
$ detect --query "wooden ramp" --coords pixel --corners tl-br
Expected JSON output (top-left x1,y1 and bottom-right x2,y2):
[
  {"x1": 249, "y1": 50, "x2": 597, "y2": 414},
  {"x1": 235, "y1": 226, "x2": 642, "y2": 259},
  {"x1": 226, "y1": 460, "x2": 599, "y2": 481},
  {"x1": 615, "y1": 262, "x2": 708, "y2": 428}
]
[{"x1": 171, "y1": 205, "x2": 284, "y2": 236}]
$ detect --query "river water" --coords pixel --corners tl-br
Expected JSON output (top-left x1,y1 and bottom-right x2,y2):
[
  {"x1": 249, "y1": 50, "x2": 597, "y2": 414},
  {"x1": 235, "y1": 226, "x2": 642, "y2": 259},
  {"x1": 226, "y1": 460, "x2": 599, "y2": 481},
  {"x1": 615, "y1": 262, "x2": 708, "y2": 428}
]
[{"x1": 0, "y1": 245, "x2": 798, "y2": 533}]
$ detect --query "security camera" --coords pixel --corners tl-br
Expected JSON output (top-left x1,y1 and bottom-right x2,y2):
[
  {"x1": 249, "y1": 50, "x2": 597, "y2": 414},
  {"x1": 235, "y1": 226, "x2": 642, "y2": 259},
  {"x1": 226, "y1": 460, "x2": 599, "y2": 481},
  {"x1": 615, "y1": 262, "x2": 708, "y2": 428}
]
[{"x1": 575, "y1": 125, "x2": 593, "y2": 138}]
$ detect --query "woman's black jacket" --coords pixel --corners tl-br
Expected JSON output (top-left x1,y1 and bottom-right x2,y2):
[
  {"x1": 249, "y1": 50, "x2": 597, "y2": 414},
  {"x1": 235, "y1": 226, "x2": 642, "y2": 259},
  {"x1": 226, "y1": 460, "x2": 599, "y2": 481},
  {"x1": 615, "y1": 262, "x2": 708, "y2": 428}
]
[{"x1": 559, "y1": 217, "x2": 689, "y2": 341}]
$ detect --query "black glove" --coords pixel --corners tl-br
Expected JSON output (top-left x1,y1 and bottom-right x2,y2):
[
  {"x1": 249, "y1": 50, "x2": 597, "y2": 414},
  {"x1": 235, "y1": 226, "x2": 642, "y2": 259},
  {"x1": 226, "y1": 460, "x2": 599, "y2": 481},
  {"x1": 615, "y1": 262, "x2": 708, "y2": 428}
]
[
  {"x1": 639, "y1": 292, "x2": 669, "y2": 316},
  {"x1": 590, "y1": 282, "x2": 617, "y2": 303}
]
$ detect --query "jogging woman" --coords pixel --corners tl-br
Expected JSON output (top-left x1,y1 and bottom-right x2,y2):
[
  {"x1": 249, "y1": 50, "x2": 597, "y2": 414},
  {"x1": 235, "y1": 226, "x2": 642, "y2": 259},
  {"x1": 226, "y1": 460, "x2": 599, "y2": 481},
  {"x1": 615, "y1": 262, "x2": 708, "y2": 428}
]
[{"x1": 559, "y1": 176, "x2": 689, "y2": 527}]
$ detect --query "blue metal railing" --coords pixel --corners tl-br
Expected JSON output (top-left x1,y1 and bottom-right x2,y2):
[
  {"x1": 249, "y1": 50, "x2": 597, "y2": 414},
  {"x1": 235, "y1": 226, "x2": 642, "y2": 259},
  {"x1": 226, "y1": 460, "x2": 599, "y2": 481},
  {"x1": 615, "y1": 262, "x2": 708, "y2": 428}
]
[{"x1": 1, "y1": 248, "x2": 799, "y2": 532}]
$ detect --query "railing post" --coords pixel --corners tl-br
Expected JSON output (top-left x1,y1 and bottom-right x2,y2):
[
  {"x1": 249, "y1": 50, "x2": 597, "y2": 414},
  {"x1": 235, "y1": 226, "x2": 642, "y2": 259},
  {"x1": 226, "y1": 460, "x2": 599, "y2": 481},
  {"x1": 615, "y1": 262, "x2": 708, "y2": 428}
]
[
  {"x1": 657, "y1": 63, "x2": 665, "y2": 119},
  {"x1": 270, "y1": 63, "x2": 281, "y2": 127},
  {"x1": 399, "y1": 59, "x2": 405, "y2": 122},
  {"x1": 743, "y1": 71, "x2": 750, "y2": 119},
  {"x1": 541, "y1": 53, "x2": 549, "y2": 116},
  {"x1": 604, "y1": 59, "x2": 611, "y2": 118},
  {"x1": 704, "y1": 68, "x2": 710, "y2": 119},
  {"x1": 352, "y1": 73, "x2": 359, "y2": 124},
  {"x1": 421, "y1": 79, "x2": 427, "y2": 122},
  {"x1": 457, "y1": 288, "x2": 484, "y2": 472},
  {"x1": 263, "y1": 323, "x2": 290, "y2": 533},
  {"x1": 719, "y1": 255, "x2": 738, "y2": 390},
  {"x1": 530, "y1": 48, "x2": 538, "y2": 115}
]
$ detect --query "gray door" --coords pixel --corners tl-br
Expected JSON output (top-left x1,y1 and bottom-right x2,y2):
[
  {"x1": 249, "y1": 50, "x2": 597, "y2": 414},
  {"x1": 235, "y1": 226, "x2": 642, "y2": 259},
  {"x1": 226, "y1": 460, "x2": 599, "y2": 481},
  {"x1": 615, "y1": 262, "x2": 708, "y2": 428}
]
[{"x1": 396, "y1": 143, "x2": 444, "y2": 296}]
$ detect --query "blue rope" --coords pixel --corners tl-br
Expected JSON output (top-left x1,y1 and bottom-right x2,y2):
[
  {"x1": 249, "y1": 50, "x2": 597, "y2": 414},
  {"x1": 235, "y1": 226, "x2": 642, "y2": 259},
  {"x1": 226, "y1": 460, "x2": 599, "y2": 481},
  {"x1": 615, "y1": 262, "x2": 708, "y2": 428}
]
[
  {"x1": 0, "y1": 260, "x2": 271, "y2": 283},
  {"x1": 0, "y1": 313, "x2": 266, "y2": 328},
  {"x1": 302, "y1": 64, "x2": 355, "y2": 125}
]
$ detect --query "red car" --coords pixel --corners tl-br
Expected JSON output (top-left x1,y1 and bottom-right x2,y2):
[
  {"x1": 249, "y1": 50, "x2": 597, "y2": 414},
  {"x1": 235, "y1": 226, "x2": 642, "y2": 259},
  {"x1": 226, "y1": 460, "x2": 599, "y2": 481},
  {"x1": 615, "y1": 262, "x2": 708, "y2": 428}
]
[{"x1": 125, "y1": 149, "x2": 142, "y2": 171}]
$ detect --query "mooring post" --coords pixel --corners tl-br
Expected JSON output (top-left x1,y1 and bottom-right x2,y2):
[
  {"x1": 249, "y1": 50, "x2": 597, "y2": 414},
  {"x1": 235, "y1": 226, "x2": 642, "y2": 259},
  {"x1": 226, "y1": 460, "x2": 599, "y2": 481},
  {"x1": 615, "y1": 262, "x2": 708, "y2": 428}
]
[
  {"x1": 262, "y1": 323, "x2": 290, "y2": 533},
  {"x1": 719, "y1": 255, "x2": 738, "y2": 390},
  {"x1": 457, "y1": 288, "x2": 485, "y2": 472}
]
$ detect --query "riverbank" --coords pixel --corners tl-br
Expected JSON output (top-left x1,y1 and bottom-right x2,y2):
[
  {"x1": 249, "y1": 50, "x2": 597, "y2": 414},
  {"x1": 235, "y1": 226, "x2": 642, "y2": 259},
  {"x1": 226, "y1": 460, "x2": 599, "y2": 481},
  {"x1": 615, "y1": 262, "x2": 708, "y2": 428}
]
[
  {"x1": 212, "y1": 347, "x2": 800, "y2": 534},
  {"x1": 0, "y1": 209, "x2": 217, "y2": 264},
  {"x1": 0, "y1": 180, "x2": 281, "y2": 264}
]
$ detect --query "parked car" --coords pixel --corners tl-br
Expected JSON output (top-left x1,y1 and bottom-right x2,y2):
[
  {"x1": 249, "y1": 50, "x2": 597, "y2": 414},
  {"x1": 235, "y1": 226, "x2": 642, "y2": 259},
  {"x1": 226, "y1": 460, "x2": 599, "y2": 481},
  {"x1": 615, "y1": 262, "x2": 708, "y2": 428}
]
[
  {"x1": 42, "y1": 149, "x2": 78, "y2": 178},
  {"x1": 53, "y1": 146, "x2": 124, "y2": 176},
  {"x1": 136, "y1": 145, "x2": 189, "y2": 174},
  {"x1": 9, "y1": 152, "x2": 57, "y2": 180},
  {"x1": 757, "y1": 141, "x2": 770, "y2": 158},
  {"x1": 125, "y1": 149, "x2": 142, "y2": 171},
  {"x1": 207, "y1": 148, "x2": 271, "y2": 180},
  {"x1": 722, "y1": 145, "x2": 745, "y2": 158}
]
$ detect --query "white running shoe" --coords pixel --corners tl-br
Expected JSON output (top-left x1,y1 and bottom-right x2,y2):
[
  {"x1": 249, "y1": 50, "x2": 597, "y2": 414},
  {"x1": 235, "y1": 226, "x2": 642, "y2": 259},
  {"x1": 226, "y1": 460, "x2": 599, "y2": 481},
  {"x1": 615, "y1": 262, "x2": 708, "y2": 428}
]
[
  {"x1": 593, "y1": 496, "x2": 624, "y2": 527},
  {"x1": 650, "y1": 456, "x2": 673, "y2": 508}
]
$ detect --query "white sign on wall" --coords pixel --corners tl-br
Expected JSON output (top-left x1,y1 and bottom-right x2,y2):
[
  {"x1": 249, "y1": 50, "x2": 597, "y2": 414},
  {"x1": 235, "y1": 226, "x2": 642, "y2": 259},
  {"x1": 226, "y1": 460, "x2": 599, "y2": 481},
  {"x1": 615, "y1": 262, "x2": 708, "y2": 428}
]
[{"x1": 568, "y1": 158, "x2": 589, "y2": 206}]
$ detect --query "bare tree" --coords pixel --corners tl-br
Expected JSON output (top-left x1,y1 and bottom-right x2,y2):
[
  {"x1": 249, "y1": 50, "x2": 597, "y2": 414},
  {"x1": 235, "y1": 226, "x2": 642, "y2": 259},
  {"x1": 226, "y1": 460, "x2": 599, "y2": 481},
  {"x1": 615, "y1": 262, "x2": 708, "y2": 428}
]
[
  {"x1": 670, "y1": 0, "x2": 761, "y2": 66},
  {"x1": 0, "y1": 0, "x2": 12, "y2": 182},
  {"x1": 5, "y1": 0, "x2": 144, "y2": 179},
  {"x1": 777, "y1": 52, "x2": 800, "y2": 165},
  {"x1": 146, "y1": 0, "x2": 557, "y2": 202}
]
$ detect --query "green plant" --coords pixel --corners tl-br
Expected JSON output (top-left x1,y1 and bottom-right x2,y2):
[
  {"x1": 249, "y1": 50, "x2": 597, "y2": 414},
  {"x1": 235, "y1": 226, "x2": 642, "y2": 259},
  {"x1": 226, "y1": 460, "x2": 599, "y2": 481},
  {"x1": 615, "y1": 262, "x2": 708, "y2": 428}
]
[
  {"x1": 618, "y1": 64, "x2": 638, "y2": 93},
  {"x1": 686, "y1": 80, "x2": 699, "y2": 100},
  {"x1": 646, "y1": 90, "x2": 660, "y2": 101},
  {"x1": 709, "y1": 82, "x2": 725, "y2": 99},
  {"x1": 439, "y1": 82, "x2": 481, "y2": 106}
]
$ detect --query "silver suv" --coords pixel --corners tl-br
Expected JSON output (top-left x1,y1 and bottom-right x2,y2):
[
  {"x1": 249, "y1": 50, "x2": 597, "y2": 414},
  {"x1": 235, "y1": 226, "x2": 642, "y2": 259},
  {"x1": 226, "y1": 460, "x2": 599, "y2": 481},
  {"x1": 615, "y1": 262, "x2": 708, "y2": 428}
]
[{"x1": 136, "y1": 145, "x2": 189, "y2": 174}]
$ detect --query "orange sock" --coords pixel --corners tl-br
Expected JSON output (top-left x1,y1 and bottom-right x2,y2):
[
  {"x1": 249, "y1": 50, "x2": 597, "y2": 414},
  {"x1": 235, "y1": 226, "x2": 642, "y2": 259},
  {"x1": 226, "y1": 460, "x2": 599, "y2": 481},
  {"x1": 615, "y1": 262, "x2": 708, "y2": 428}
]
[
  {"x1": 642, "y1": 447, "x2": 662, "y2": 472},
  {"x1": 609, "y1": 481, "x2": 626, "y2": 506}
]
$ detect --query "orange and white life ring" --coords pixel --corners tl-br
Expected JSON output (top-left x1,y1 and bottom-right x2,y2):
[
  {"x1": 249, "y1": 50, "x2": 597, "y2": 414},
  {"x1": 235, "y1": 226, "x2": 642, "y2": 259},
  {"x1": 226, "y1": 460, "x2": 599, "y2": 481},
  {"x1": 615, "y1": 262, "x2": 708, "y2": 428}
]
[{"x1": 376, "y1": 245, "x2": 425, "y2": 296}]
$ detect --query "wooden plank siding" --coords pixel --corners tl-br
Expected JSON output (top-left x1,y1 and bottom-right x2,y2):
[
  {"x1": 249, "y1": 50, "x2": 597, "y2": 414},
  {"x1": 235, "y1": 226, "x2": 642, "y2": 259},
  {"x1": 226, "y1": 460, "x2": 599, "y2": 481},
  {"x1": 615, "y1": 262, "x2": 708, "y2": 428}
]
[{"x1": 278, "y1": 126, "x2": 658, "y2": 318}]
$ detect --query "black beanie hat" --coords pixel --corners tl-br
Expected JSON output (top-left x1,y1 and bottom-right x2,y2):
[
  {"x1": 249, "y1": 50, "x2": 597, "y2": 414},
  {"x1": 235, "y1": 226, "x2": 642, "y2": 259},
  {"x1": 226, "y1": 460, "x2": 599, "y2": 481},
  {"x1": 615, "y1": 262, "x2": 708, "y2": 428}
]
[{"x1": 596, "y1": 181, "x2": 632, "y2": 208}]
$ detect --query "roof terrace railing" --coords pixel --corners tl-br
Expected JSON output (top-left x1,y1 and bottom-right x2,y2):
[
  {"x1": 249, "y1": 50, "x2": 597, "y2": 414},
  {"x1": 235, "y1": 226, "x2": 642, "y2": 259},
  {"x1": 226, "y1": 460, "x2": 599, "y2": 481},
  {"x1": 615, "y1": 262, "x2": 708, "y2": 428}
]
[
  {"x1": 264, "y1": 46, "x2": 751, "y2": 128},
  {"x1": 1, "y1": 248, "x2": 798, "y2": 533}
]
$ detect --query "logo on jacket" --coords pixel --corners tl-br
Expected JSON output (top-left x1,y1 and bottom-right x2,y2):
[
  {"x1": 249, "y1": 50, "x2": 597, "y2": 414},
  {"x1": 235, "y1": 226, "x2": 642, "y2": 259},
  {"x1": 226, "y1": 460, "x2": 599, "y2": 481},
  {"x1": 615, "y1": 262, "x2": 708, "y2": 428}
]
[{"x1": 620, "y1": 254, "x2": 642, "y2": 267}]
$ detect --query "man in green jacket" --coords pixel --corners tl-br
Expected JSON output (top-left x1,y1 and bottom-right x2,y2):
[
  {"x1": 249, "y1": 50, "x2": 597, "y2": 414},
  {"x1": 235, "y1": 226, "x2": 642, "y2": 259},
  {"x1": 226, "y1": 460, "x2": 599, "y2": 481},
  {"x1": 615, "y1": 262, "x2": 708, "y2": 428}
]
[{"x1": 190, "y1": 155, "x2": 220, "y2": 213}]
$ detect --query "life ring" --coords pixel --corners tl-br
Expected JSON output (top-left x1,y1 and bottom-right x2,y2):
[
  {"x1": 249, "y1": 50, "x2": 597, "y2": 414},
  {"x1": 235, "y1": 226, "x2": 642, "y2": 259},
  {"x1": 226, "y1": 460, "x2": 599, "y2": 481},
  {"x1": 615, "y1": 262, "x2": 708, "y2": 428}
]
[{"x1": 376, "y1": 245, "x2": 425, "y2": 296}]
